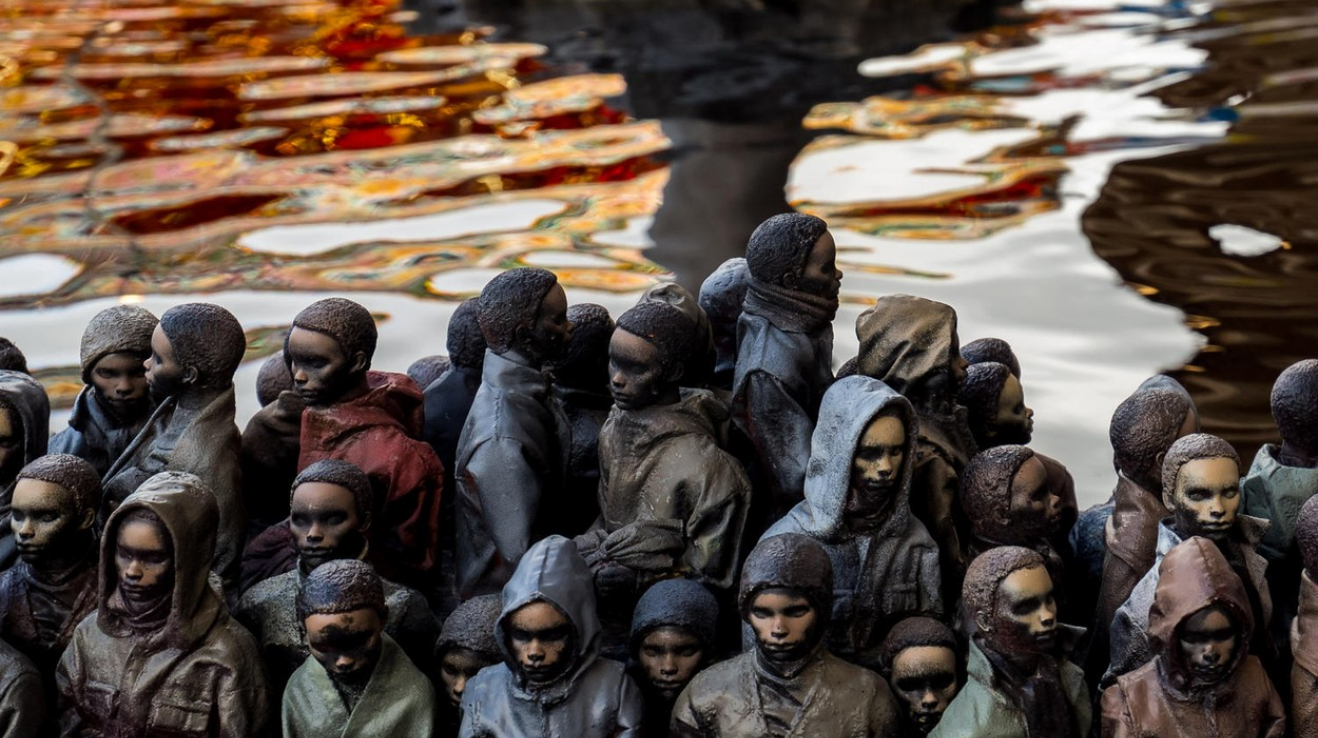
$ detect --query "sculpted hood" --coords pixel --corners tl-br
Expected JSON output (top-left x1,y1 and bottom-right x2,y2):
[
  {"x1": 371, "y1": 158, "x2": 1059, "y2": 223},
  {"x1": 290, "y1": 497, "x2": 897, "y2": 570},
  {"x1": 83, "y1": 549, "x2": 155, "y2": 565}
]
[
  {"x1": 855, "y1": 295, "x2": 961, "y2": 415},
  {"x1": 497, "y1": 535, "x2": 601, "y2": 699},
  {"x1": 304, "y1": 370, "x2": 425, "y2": 442},
  {"x1": 0, "y1": 370, "x2": 49, "y2": 469}
]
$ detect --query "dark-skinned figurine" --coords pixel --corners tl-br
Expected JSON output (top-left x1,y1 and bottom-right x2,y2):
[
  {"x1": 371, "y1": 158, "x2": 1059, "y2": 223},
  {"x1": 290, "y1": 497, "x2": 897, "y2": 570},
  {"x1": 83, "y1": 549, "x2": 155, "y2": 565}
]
[
  {"x1": 640, "y1": 282, "x2": 716, "y2": 389},
  {"x1": 881, "y1": 617, "x2": 961, "y2": 736},
  {"x1": 628, "y1": 579, "x2": 718, "y2": 738},
  {"x1": 960, "y1": 337, "x2": 1020, "y2": 378},
  {"x1": 423, "y1": 297, "x2": 485, "y2": 495},
  {"x1": 0, "y1": 370, "x2": 48, "y2": 571},
  {"x1": 549, "y1": 303, "x2": 615, "y2": 535},
  {"x1": 434, "y1": 594, "x2": 501, "y2": 738},
  {"x1": 960, "y1": 361, "x2": 1033, "y2": 450},
  {"x1": 699, "y1": 257, "x2": 749, "y2": 392},
  {"x1": 0, "y1": 636, "x2": 41, "y2": 738},
  {"x1": 240, "y1": 352, "x2": 305, "y2": 535}
]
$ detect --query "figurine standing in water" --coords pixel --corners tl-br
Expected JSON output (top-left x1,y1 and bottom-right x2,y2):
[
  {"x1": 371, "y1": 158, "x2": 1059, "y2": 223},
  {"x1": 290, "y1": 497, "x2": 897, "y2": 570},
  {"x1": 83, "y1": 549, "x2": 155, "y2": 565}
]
[
  {"x1": 49, "y1": 305, "x2": 158, "y2": 477},
  {"x1": 960, "y1": 361, "x2": 1033, "y2": 450},
  {"x1": 881, "y1": 617, "x2": 961, "y2": 736},
  {"x1": 1102, "y1": 537, "x2": 1285, "y2": 738},
  {"x1": 455, "y1": 268, "x2": 573, "y2": 598},
  {"x1": 671, "y1": 533, "x2": 900, "y2": 737},
  {"x1": 1291, "y1": 495, "x2": 1318, "y2": 737},
  {"x1": 628, "y1": 579, "x2": 718, "y2": 738},
  {"x1": 434, "y1": 594, "x2": 502, "y2": 738},
  {"x1": 731, "y1": 214, "x2": 841, "y2": 518},
  {"x1": 56, "y1": 472, "x2": 269, "y2": 738},
  {"x1": 0, "y1": 370, "x2": 49, "y2": 572},
  {"x1": 282, "y1": 560, "x2": 437, "y2": 738}
]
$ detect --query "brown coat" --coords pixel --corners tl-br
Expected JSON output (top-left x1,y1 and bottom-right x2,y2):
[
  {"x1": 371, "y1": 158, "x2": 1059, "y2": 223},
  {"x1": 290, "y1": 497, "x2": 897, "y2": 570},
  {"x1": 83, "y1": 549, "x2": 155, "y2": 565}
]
[
  {"x1": 1292, "y1": 571, "x2": 1318, "y2": 738},
  {"x1": 1097, "y1": 474, "x2": 1166, "y2": 637}
]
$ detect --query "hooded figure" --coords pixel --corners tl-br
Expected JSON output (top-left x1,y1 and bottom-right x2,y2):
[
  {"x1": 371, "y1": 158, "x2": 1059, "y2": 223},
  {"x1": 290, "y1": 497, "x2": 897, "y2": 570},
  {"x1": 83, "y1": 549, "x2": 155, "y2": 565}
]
[
  {"x1": 459, "y1": 535, "x2": 643, "y2": 738},
  {"x1": 763, "y1": 376, "x2": 942, "y2": 667},
  {"x1": 549, "y1": 303, "x2": 615, "y2": 535},
  {"x1": 240, "y1": 353, "x2": 305, "y2": 530},
  {"x1": 0, "y1": 370, "x2": 49, "y2": 571},
  {"x1": 49, "y1": 305, "x2": 158, "y2": 478},
  {"x1": 672, "y1": 533, "x2": 901, "y2": 737},
  {"x1": 1101, "y1": 537, "x2": 1286, "y2": 738},
  {"x1": 56, "y1": 472, "x2": 269, "y2": 738},
  {"x1": 628, "y1": 579, "x2": 719, "y2": 738},
  {"x1": 434, "y1": 595, "x2": 502, "y2": 738},
  {"x1": 855, "y1": 295, "x2": 976, "y2": 595}
]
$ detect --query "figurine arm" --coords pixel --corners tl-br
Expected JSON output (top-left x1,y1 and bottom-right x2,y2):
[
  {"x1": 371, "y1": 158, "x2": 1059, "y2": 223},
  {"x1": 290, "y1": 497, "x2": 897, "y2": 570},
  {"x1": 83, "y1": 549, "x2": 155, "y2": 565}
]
[
  {"x1": 467, "y1": 436, "x2": 544, "y2": 569},
  {"x1": 866, "y1": 675, "x2": 902, "y2": 737},
  {"x1": 612, "y1": 672, "x2": 646, "y2": 738},
  {"x1": 0, "y1": 661, "x2": 43, "y2": 738},
  {"x1": 669, "y1": 683, "x2": 708, "y2": 738},
  {"x1": 215, "y1": 641, "x2": 273, "y2": 738},
  {"x1": 1099, "y1": 682, "x2": 1136, "y2": 738},
  {"x1": 681, "y1": 454, "x2": 751, "y2": 590},
  {"x1": 739, "y1": 372, "x2": 812, "y2": 512}
]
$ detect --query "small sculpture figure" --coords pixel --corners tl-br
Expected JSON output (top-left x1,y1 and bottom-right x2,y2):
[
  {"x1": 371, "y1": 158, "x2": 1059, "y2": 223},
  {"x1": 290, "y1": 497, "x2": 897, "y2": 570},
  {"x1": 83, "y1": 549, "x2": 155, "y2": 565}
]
[
  {"x1": 960, "y1": 362, "x2": 1033, "y2": 450},
  {"x1": 929, "y1": 547, "x2": 1090, "y2": 738},
  {"x1": 0, "y1": 637, "x2": 42, "y2": 738},
  {"x1": 0, "y1": 370, "x2": 49, "y2": 571},
  {"x1": 56, "y1": 471, "x2": 269, "y2": 738},
  {"x1": 1101, "y1": 537, "x2": 1286, "y2": 738},
  {"x1": 459, "y1": 535, "x2": 643, "y2": 737},
  {"x1": 240, "y1": 353, "x2": 306, "y2": 532},
  {"x1": 880, "y1": 617, "x2": 961, "y2": 736},
  {"x1": 855, "y1": 294, "x2": 975, "y2": 593},
  {"x1": 407, "y1": 355, "x2": 451, "y2": 392},
  {"x1": 49, "y1": 305, "x2": 158, "y2": 477},
  {"x1": 671, "y1": 533, "x2": 900, "y2": 737},
  {"x1": 549, "y1": 303, "x2": 615, "y2": 534},
  {"x1": 236, "y1": 460, "x2": 438, "y2": 690},
  {"x1": 0, "y1": 339, "x2": 27, "y2": 375},
  {"x1": 434, "y1": 594, "x2": 501, "y2": 738},
  {"x1": 628, "y1": 579, "x2": 718, "y2": 738},
  {"x1": 641, "y1": 282, "x2": 717, "y2": 388},
  {"x1": 1106, "y1": 433, "x2": 1272, "y2": 685},
  {"x1": 731, "y1": 214, "x2": 841, "y2": 518},
  {"x1": 455, "y1": 268, "x2": 573, "y2": 598},
  {"x1": 698, "y1": 257, "x2": 749, "y2": 392},
  {"x1": 960, "y1": 337, "x2": 1020, "y2": 378},
  {"x1": 282, "y1": 559, "x2": 437, "y2": 738},
  {"x1": 101, "y1": 303, "x2": 247, "y2": 589},
  {"x1": 1291, "y1": 494, "x2": 1318, "y2": 738},
  {"x1": 763, "y1": 375, "x2": 942, "y2": 667},
  {"x1": 423, "y1": 298, "x2": 486, "y2": 493}
]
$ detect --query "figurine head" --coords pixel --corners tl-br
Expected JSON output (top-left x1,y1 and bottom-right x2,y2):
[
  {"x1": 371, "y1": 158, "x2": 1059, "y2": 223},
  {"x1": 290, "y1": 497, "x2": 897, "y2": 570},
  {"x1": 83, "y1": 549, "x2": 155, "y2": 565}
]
[
  {"x1": 288, "y1": 459, "x2": 373, "y2": 572},
  {"x1": 961, "y1": 446, "x2": 1061, "y2": 543},
  {"x1": 961, "y1": 337, "x2": 1021, "y2": 378},
  {"x1": 963, "y1": 546, "x2": 1057, "y2": 655},
  {"x1": 435, "y1": 594, "x2": 502, "y2": 707},
  {"x1": 256, "y1": 353, "x2": 295, "y2": 407},
  {"x1": 550, "y1": 303, "x2": 614, "y2": 394},
  {"x1": 113, "y1": 507, "x2": 174, "y2": 614},
  {"x1": 641, "y1": 282, "x2": 715, "y2": 386},
  {"x1": 1110, "y1": 387, "x2": 1198, "y2": 494},
  {"x1": 286, "y1": 298, "x2": 377, "y2": 407},
  {"x1": 630, "y1": 579, "x2": 718, "y2": 701},
  {"x1": 1161, "y1": 434, "x2": 1241, "y2": 542},
  {"x1": 12, "y1": 454, "x2": 100, "y2": 565},
  {"x1": 497, "y1": 536, "x2": 598, "y2": 690},
  {"x1": 1297, "y1": 495, "x2": 1318, "y2": 577},
  {"x1": 446, "y1": 298, "x2": 487, "y2": 372},
  {"x1": 739, "y1": 534, "x2": 833, "y2": 672},
  {"x1": 0, "y1": 371, "x2": 49, "y2": 487},
  {"x1": 478, "y1": 268, "x2": 572, "y2": 366},
  {"x1": 0, "y1": 396, "x2": 21, "y2": 486},
  {"x1": 609, "y1": 301, "x2": 695, "y2": 411},
  {"x1": 745, "y1": 213, "x2": 840, "y2": 300},
  {"x1": 406, "y1": 355, "x2": 450, "y2": 390},
  {"x1": 856, "y1": 295, "x2": 969, "y2": 411},
  {"x1": 298, "y1": 559, "x2": 389, "y2": 689},
  {"x1": 882, "y1": 617, "x2": 961, "y2": 736},
  {"x1": 961, "y1": 362, "x2": 1033, "y2": 449},
  {"x1": 150, "y1": 303, "x2": 246, "y2": 401},
  {"x1": 505, "y1": 599, "x2": 574, "y2": 686},
  {"x1": 848, "y1": 408, "x2": 909, "y2": 523},
  {"x1": 80, "y1": 304, "x2": 157, "y2": 420},
  {"x1": 699, "y1": 257, "x2": 750, "y2": 382},
  {"x1": 1272, "y1": 359, "x2": 1318, "y2": 465},
  {"x1": 0, "y1": 338, "x2": 27, "y2": 374}
]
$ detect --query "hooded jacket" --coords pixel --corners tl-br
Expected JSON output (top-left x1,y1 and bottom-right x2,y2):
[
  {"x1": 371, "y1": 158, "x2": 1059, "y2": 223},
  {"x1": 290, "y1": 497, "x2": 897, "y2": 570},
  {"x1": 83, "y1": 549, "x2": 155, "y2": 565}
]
[
  {"x1": 855, "y1": 297, "x2": 977, "y2": 587},
  {"x1": 1102, "y1": 537, "x2": 1285, "y2": 738},
  {"x1": 282, "y1": 633, "x2": 436, "y2": 738},
  {"x1": 1293, "y1": 571, "x2": 1318, "y2": 738},
  {"x1": 764, "y1": 376, "x2": 942, "y2": 666},
  {"x1": 102, "y1": 385, "x2": 245, "y2": 591},
  {"x1": 455, "y1": 351, "x2": 571, "y2": 599},
  {"x1": 0, "y1": 371, "x2": 49, "y2": 571},
  {"x1": 1098, "y1": 473, "x2": 1171, "y2": 640},
  {"x1": 459, "y1": 535, "x2": 643, "y2": 738},
  {"x1": 56, "y1": 472, "x2": 270, "y2": 738},
  {"x1": 299, "y1": 370, "x2": 443, "y2": 587},
  {"x1": 49, "y1": 386, "x2": 152, "y2": 479},
  {"x1": 596, "y1": 389, "x2": 751, "y2": 590},
  {"x1": 1106, "y1": 517, "x2": 1272, "y2": 685}
]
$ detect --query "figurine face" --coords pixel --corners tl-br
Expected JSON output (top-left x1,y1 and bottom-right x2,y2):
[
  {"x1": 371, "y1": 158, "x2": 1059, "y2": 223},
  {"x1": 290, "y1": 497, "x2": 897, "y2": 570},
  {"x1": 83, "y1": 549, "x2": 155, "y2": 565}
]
[
  {"x1": 992, "y1": 375, "x2": 1033, "y2": 445},
  {"x1": 1008, "y1": 455, "x2": 1061, "y2": 538},
  {"x1": 91, "y1": 351, "x2": 150, "y2": 414},
  {"x1": 439, "y1": 647, "x2": 493, "y2": 707},
  {"x1": 1169, "y1": 457, "x2": 1240, "y2": 541},
  {"x1": 748, "y1": 588, "x2": 819, "y2": 663},
  {"x1": 523, "y1": 283, "x2": 572, "y2": 363},
  {"x1": 608, "y1": 329, "x2": 673, "y2": 411},
  {"x1": 0, "y1": 408, "x2": 19, "y2": 483},
  {"x1": 793, "y1": 231, "x2": 841, "y2": 299},
  {"x1": 115, "y1": 517, "x2": 174, "y2": 608},
  {"x1": 507, "y1": 600, "x2": 574, "y2": 685},
  {"x1": 305, "y1": 606, "x2": 384, "y2": 687},
  {"x1": 1178, "y1": 605, "x2": 1237, "y2": 686},
  {"x1": 286, "y1": 327, "x2": 365, "y2": 407},
  {"x1": 638, "y1": 626, "x2": 705, "y2": 700},
  {"x1": 11, "y1": 478, "x2": 88, "y2": 564},
  {"x1": 983, "y1": 565, "x2": 1057, "y2": 654},
  {"x1": 290, "y1": 482, "x2": 364, "y2": 571},
  {"x1": 145, "y1": 325, "x2": 192, "y2": 402},
  {"x1": 891, "y1": 645, "x2": 959, "y2": 735},
  {"x1": 848, "y1": 414, "x2": 906, "y2": 519}
]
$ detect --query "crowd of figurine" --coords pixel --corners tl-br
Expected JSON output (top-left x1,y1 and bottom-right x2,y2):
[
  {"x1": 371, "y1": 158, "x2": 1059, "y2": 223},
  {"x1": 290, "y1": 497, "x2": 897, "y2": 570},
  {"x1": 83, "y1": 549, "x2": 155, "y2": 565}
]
[{"x1": 0, "y1": 211, "x2": 1314, "y2": 738}]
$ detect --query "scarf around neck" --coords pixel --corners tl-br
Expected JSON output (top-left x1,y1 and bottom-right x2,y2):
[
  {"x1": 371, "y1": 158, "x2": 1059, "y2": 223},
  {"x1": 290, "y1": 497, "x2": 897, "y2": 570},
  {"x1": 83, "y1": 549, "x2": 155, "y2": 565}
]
[{"x1": 743, "y1": 276, "x2": 838, "y2": 335}]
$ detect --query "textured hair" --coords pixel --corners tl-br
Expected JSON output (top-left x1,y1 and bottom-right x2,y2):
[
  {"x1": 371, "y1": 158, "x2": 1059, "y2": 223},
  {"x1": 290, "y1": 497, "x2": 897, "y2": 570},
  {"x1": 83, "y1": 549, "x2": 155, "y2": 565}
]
[
  {"x1": 406, "y1": 355, "x2": 450, "y2": 390},
  {"x1": 79, "y1": 305, "x2": 158, "y2": 384},
  {"x1": 745, "y1": 213, "x2": 828, "y2": 287},
  {"x1": 963, "y1": 546, "x2": 1047, "y2": 636},
  {"x1": 738, "y1": 533, "x2": 834, "y2": 628},
  {"x1": 0, "y1": 338, "x2": 27, "y2": 374},
  {"x1": 835, "y1": 356, "x2": 859, "y2": 379},
  {"x1": 641, "y1": 282, "x2": 715, "y2": 386},
  {"x1": 446, "y1": 298, "x2": 487, "y2": 370},
  {"x1": 256, "y1": 353, "x2": 294, "y2": 406},
  {"x1": 881, "y1": 616, "x2": 958, "y2": 675},
  {"x1": 291, "y1": 459, "x2": 374, "y2": 523},
  {"x1": 1110, "y1": 387, "x2": 1194, "y2": 490},
  {"x1": 158, "y1": 303, "x2": 246, "y2": 388},
  {"x1": 291, "y1": 298, "x2": 378, "y2": 367},
  {"x1": 17, "y1": 453, "x2": 102, "y2": 513},
  {"x1": 615, "y1": 301, "x2": 697, "y2": 377},
  {"x1": 1298, "y1": 494, "x2": 1318, "y2": 575},
  {"x1": 296, "y1": 559, "x2": 386, "y2": 621},
  {"x1": 960, "y1": 445, "x2": 1036, "y2": 542},
  {"x1": 961, "y1": 337, "x2": 1020, "y2": 378},
  {"x1": 436, "y1": 593, "x2": 502, "y2": 661},
  {"x1": 630, "y1": 579, "x2": 720, "y2": 656},
  {"x1": 1272, "y1": 359, "x2": 1318, "y2": 453},
  {"x1": 699, "y1": 258, "x2": 749, "y2": 334},
  {"x1": 1162, "y1": 433, "x2": 1240, "y2": 502},
  {"x1": 961, "y1": 362, "x2": 1013, "y2": 440},
  {"x1": 477, "y1": 268, "x2": 559, "y2": 355},
  {"x1": 550, "y1": 303, "x2": 614, "y2": 391}
]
